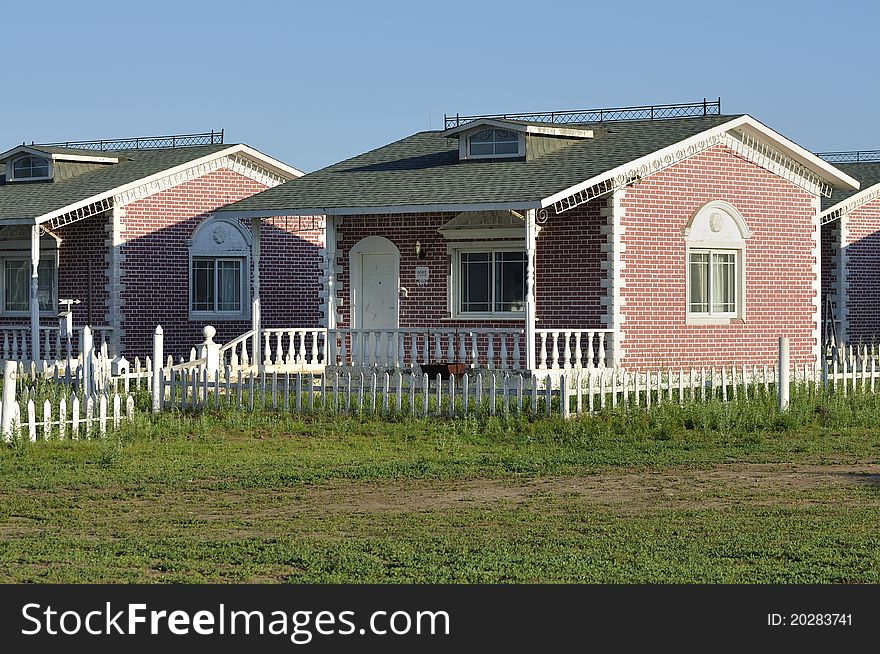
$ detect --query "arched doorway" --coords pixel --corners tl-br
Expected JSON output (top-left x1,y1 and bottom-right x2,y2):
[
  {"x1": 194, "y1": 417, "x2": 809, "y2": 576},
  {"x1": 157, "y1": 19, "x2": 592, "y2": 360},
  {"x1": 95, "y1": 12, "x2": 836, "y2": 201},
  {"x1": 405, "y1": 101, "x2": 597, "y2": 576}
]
[{"x1": 349, "y1": 236, "x2": 400, "y2": 329}]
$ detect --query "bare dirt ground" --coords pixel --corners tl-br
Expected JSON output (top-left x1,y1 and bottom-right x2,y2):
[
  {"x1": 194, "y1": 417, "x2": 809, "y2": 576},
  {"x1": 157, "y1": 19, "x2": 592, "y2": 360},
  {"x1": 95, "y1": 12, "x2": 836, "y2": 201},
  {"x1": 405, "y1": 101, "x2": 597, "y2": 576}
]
[{"x1": 296, "y1": 463, "x2": 880, "y2": 514}]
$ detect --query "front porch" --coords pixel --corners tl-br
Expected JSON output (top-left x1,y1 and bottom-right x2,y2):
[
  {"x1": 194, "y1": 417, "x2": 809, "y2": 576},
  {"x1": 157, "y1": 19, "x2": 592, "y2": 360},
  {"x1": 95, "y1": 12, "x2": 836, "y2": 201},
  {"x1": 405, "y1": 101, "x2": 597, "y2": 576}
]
[{"x1": 215, "y1": 326, "x2": 615, "y2": 376}]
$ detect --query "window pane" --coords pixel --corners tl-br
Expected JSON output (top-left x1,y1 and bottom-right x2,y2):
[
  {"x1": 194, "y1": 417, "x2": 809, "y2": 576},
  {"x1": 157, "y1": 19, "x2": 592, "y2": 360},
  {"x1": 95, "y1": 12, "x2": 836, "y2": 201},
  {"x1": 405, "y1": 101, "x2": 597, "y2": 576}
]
[
  {"x1": 689, "y1": 252, "x2": 709, "y2": 313},
  {"x1": 494, "y1": 251, "x2": 526, "y2": 311},
  {"x1": 191, "y1": 259, "x2": 215, "y2": 312},
  {"x1": 37, "y1": 260, "x2": 55, "y2": 312},
  {"x1": 4, "y1": 260, "x2": 28, "y2": 312},
  {"x1": 460, "y1": 252, "x2": 490, "y2": 313},
  {"x1": 712, "y1": 252, "x2": 736, "y2": 314},
  {"x1": 469, "y1": 142, "x2": 494, "y2": 156},
  {"x1": 494, "y1": 140, "x2": 519, "y2": 155},
  {"x1": 216, "y1": 260, "x2": 242, "y2": 312}
]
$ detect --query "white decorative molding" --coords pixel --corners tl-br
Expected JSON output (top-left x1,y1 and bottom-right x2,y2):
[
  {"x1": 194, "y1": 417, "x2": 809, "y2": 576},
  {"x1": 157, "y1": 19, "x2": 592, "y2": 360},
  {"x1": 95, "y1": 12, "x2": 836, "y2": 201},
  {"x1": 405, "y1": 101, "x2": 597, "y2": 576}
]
[
  {"x1": 821, "y1": 184, "x2": 880, "y2": 225},
  {"x1": 811, "y1": 195, "x2": 822, "y2": 366},
  {"x1": 551, "y1": 129, "x2": 833, "y2": 216},
  {"x1": 113, "y1": 155, "x2": 287, "y2": 208},
  {"x1": 839, "y1": 209, "x2": 850, "y2": 343},
  {"x1": 608, "y1": 191, "x2": 626, "y2": 365},
  {"x1": 105, "y1": 206, "x2": 126, "y2": 354}
]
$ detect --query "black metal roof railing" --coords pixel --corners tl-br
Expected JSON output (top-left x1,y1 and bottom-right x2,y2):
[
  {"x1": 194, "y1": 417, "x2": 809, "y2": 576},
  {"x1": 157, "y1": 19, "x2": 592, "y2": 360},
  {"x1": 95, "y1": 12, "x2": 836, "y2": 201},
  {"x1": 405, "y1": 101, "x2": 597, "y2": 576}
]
[
  {"x1": 816, "y1": 150, "x2": 880, "y2": 164},
  {"x1": 39, "y1": 130, "x2": 224, "y2": 151},
  {"x1": 444, "y1": 98, "x2": 721, "y2": 129}
]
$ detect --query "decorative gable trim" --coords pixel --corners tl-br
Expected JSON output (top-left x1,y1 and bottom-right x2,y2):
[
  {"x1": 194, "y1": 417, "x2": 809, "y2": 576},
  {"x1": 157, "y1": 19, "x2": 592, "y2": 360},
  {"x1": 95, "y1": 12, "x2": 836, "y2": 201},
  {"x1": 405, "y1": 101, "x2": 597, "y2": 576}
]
[
  {"x1": 820, "y1": 183, "x2": 880, "y2": 225},
  {"x1": 542, "y1": 116, "x2": 857, "y2": 217},
  {"x1": 113, "y1": 154, "x2": 288, "y2": 207}
]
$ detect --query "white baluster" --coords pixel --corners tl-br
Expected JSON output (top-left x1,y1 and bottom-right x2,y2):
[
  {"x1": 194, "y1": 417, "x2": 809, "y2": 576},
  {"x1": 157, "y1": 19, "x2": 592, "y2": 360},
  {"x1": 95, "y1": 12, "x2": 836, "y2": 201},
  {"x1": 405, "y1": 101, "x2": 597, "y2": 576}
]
[
  {"x1": 487, "y1": 333, "x2": 495, "y2": 370},
  {"x1": 311, "y1": 330, "x2": 319, "y2": 365},
  {"x1": 574, "y1": 332, "x2": 582, "y2": 369},
  {"x1": 551, "y1": 331, "x2": 560, "y2": 370},
  {"x1": 275, "y1": 331, "x2": 283, "y2": 366},
  {"x1": 446, "y1": 333, "x2": 454, "y2": 362},
  {"x1": 410, "y1": 333, "x2": 418, "y2": 369},
  {"x1": 500, "y1": 334, "x2": 508, "y2": 369},
  {"x1": 539, "y1": 332, "x2": 548, "y2": 370},
  {"x1": 263, "y1": 331, "x2": 271, "y2": 366},
  {"x1": 512, "y1": 333, "x2": 522, "y2": 371},
  {"x1": 470, "y1": 333, "x2": 478, "y2": 367},
  {"x1": 433, "y1": 333, "x2": 442, "y2": 363},
  {"x1": 458, "y1": 333, "x2": 467, "y2": 365},
  {"x1": 387, "y1": 331, "x2": 396, "y2": 367},
  {"x1": 562, "y1": 331, "x2": 572, "y2": 370},
  {"x1": 240, "y1": 335, "x2": 249, "y2": 367},
  {"x1": 398, "y1": 332, "x2": 405, "y2": 368},
  {"x1": 421, "y1": 333, "x2": 429, "y2": 365},
  {"x1": 597, "y1": 333, "x2": 607, "y2": 368},
  {"x1": 586, "y1": 331, "x2": 595, "y2": 369}
]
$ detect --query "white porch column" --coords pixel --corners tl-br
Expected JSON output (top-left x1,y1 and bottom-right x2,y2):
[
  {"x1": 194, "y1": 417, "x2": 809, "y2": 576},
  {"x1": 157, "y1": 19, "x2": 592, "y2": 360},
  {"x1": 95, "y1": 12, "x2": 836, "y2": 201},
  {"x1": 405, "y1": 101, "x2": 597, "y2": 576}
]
[
  {"x1": 251, "y1": 217, "x2": 262, "y2": 368},
  {"x1": 325, "y1": 215, "x2": 338, "y2": 329},
  {"x1": 30, "y1": 224, "x2": 41, "y2": 364},
  {"x1": 525, "y1": 209, "x2": 537, "y2": 372}
]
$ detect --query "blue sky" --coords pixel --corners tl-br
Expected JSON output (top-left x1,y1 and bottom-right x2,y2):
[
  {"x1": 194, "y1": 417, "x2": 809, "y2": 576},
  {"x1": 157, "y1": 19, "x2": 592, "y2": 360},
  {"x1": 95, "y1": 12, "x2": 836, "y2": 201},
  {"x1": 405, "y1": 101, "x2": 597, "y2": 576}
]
[{"x1": 0, "y1": 0, "x2": 875, "y2": 172}]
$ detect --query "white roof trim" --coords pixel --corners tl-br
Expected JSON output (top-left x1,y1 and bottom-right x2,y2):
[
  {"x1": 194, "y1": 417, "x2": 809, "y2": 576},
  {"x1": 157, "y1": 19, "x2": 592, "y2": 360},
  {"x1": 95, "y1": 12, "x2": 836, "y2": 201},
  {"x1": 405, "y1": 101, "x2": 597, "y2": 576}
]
[
  {"x1": 820, "y1": 182, "x2": 880, "y2": 222},
  {"x1": 219, "y1": 200, "x2": 540, "y2": 219},
  {"x1": 442, "y1": 118, "x2": 594, "y2": 139},
  {"x1": 540, "y1": 115, "x2": 860, "y2": 210},
  {"x1": 27, "y1": 144, "x2": 302, "y2": 226},
  {"x1": 0, "y1": 145, "x2": 119, "y2": 164}
]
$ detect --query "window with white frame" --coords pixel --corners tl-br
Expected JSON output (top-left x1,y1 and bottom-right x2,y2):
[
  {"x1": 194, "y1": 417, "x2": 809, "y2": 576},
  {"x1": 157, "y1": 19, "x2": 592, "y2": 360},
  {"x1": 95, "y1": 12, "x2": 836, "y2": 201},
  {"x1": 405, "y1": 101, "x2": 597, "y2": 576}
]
[
  {"x1": 684, "y1": 201, "x2": 750, "y2": 323},
  {"x1": 11, "y1": 155, "x2": 51, "y2": 181},
  {"x1": 467, "y1": 129, "x2": 521, "y2": 158},
  {"x1": 191, "y1": 257, "x2": 244, "y2": 314},
  {"x1": 688, "y1": 249, "x2": 737, "y2": 316},
  {"x1": 453, "y1": 247, "x2": 526, "y2": 317},
  {"x1": 2, "y1": 258, "x2": 56, "y2": 314},
  {"x1": 188, "y1": 216, "x2": 251, "y2": 320}
]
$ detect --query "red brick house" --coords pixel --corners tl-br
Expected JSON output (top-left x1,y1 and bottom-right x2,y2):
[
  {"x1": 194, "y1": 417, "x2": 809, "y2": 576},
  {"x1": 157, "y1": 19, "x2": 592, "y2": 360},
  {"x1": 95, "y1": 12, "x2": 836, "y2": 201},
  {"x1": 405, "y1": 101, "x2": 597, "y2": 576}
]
[
  {"x1": 819, "y1": 154, "x2": 880, "y2": 345},
  {"x1": 216, "y1": 101, "x2": 858, "y2": 375},
  {"x1": 0, "y1": 132, "x2": 323, "y2": 363}
]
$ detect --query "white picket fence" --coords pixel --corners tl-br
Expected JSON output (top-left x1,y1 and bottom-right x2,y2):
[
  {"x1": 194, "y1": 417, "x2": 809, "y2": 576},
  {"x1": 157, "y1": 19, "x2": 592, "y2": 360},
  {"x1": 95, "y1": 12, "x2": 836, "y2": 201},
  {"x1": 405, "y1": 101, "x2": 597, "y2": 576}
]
[
  {"x1": 0, "y1": 361, "x2": 136, "y2": 443},
  {"x1": 146, "y1": 353, "x2": 867, "y2": 420}
]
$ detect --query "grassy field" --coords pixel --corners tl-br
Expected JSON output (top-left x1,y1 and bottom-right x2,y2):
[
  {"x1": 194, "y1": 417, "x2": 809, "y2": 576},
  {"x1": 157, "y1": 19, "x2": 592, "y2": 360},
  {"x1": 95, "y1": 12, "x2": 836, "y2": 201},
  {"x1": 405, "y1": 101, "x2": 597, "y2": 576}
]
[{"x1": 1, "y1": 389, "x2": 879, "y2": 583}]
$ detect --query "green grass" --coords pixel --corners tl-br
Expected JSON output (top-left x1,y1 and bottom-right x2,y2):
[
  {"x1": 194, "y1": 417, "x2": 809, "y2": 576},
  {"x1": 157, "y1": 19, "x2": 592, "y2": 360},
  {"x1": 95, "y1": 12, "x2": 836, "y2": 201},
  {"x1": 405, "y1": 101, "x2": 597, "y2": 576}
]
[{"x1": 2, "y1": 390, "x2": 879, "y2": 583}]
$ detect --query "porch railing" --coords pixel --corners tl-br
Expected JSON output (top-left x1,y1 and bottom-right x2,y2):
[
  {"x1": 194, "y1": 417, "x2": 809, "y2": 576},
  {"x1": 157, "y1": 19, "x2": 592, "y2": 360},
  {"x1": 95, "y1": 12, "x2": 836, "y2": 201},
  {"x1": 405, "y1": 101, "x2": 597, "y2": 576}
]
[
  {"x1": 536, "y1": 329, "x2": 614, "y2": 370},
  {"x1": 0, "y1": 325, "x2": 114, "y2": 363}
]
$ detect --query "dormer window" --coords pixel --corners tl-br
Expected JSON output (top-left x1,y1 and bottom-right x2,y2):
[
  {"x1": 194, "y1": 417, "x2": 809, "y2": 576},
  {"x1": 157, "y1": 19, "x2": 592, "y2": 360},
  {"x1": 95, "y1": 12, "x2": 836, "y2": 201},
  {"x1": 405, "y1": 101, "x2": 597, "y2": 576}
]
[
  {"x1": 467, "y1": 129, "x2": 522, "y2": 159},
  {"x1": 11, "y1": 155, "x2": 50, "y2": 181}
]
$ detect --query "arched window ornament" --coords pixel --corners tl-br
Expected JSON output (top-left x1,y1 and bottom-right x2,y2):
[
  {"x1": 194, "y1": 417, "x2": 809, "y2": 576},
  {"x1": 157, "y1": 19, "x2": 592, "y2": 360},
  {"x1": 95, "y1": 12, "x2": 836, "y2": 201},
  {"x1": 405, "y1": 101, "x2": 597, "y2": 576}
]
[
  {"x1": 11, "y1": 155, "x2": 51, "y2": 180},
  {"x1": 188, "y1": 216, "x2": 251, "y2": 319},
  {"x1": 683, "y1": 201, "x2": 749, "y2": 322}
]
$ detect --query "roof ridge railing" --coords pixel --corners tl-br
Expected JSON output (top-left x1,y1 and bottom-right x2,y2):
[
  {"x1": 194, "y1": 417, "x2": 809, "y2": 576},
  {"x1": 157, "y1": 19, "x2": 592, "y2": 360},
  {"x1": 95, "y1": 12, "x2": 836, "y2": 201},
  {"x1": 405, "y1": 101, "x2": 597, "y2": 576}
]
[
  {"x1": 816, "y1": 150, "x2": 880, "y2": 164},
  {"x1": 37, "y1": 130, "x2": 224, "y2": 152},
  {"x1": 444, "y1": 98, "x2": 721, "y2": 129}
]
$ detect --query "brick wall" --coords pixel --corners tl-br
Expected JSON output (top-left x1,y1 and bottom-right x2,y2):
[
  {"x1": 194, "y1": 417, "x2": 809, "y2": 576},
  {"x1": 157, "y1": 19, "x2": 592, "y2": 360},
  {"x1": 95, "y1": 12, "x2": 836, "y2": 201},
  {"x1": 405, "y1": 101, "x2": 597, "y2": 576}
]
[
  {"x1": 840, "y1": 199, "x2": 880, "y2": 341},
  {"x1": 334, "y1": 206, "x2": 607, "y2": 330},
  {"x1": 618, "y1": 144, "x2": 818, "y2": 369},
  {"x1": 119, "y1": 167, "x2": 323, "y2": 357}
]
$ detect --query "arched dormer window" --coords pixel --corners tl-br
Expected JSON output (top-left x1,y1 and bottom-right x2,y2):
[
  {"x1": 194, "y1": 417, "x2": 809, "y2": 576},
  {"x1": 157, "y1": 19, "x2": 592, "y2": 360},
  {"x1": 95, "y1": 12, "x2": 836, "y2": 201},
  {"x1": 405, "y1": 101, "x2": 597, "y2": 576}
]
[
  {"x1": 188, "y1": 216, "x2": 251, "y2": 319},
  {"x1": 683, "y1": 201, "x2": 751, "y2": 324},
  {"x1": 11, "y1": 155, "x2": 51, "y2": 181},
  {"x1": 467, "y1": 129, "x2": 522, "y2": 159}
]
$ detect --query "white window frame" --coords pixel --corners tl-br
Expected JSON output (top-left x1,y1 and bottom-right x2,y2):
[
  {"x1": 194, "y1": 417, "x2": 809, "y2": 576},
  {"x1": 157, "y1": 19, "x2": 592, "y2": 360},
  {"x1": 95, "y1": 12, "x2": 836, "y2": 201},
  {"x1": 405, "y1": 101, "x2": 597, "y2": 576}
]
[
  {"x1": 683, "y1": 201, "x2": 750, "y2": 325},
  {"x1": 460, "y1": 129, "x2": 525, "y2": 161},
  {"x1": 686, "y1": 247, "x2": 743, "y2": 322},
  {"x1": 0, "y1": 253, "x2": 59, "y2": 318},
  {"x1": 8, "y1": 154, "x2": 53, "y2": 182},
  {"x1": 448, "y1": 241, "x2": 526, "y2": 320},
  {"x1": 189, "y1": 256, "x2": 248, "y2": 320}
]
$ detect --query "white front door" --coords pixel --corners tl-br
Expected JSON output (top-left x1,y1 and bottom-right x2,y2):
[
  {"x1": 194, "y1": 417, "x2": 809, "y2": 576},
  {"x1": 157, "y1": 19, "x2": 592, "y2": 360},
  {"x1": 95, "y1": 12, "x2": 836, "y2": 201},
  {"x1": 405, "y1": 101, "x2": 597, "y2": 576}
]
[{"x1": 359, "y1": 253, "x2": 399, "y2": 329}]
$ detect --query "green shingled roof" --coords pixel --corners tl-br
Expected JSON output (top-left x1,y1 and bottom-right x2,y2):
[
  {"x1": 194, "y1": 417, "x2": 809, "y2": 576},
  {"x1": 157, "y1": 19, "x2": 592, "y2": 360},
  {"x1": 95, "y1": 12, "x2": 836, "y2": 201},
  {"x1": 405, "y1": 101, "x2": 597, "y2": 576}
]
[
  {"x1": 0, "y1": 144, "x2": 232, "y2": 220},
  {"x1": 822, "y1": 162, "x2": 880, "y2": 211},
  {"x1": 217, "y1": 115, "x2": 743, "y2": 215}
]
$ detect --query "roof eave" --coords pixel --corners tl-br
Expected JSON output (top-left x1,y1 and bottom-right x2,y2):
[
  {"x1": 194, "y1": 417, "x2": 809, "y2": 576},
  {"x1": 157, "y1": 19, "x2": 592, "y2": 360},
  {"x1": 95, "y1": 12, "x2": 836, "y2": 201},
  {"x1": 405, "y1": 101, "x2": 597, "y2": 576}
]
[{"x1": 217, "y1": 200, "x2": 542, "y2": 219}]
